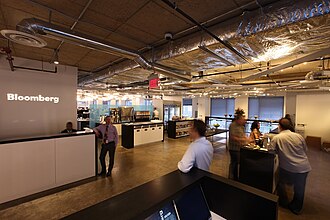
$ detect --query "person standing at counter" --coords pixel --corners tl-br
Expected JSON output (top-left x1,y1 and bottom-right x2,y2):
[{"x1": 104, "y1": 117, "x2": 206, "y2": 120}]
[
  {"x1": 61, "y1": 122, "x2": 77, "y2": 133},
  {"x1": 94, "y1": 116, "x2": 119, "y2": 177},
  {"x1": 249, "y1": 121, "x2": 262, "y2": 144},
  {"x1": 284, "y1": 114, "x2": 295, "y2": 132},
  {"x1": 228, "y1": 114, "x2": 249, "y2": 181},
  {"x1": 153, "y1": 107, "x2": 159, "y2": 120},
  {"x1": 178, "y1": 119, "x2": 213, "y2": 173},
  {"x1": 270, "y1": 118, "x2": 311, "y2": 215}
]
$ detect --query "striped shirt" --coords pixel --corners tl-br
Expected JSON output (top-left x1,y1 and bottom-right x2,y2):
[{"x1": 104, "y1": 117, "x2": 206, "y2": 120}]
[
  {"x1": 228, "y1": 121, "x2": 246, "y2": 151},
  {"x1": 94, "y1": 124, "x2": 118, "y2": 146}
]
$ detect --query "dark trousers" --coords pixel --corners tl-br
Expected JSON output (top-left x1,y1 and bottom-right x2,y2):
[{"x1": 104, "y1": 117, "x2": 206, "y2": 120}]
[
  {"x1": 278, "y1": 168, "x2": 309, "y2": 213},
  {"x1": 229, "y1": 150, "x2": 240, "y2": 181},
  {"x1": 99, "y1": 142, "x2": 116, "y2": 173}
]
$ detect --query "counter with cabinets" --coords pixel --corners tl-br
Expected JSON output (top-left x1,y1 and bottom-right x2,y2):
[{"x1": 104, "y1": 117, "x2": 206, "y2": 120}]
[{"x1": 121, "y1": 121, "x2": 164, "y2": 148}]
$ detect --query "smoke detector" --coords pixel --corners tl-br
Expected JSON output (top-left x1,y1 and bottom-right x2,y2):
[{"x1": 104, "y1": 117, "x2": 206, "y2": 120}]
[
  {"x1": 164, "y1": 32, "x2": 173, "y2": 41},
  {"x1": 1, "y1": 30, "x2": 47, "y2": 47}
]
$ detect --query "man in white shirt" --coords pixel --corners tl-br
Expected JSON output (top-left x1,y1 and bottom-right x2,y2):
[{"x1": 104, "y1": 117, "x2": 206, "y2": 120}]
[
  {"x1": 270, "y1": 118, "x2": 311, "y2": 215},
  {"x1": 153, "y1": 107, "x2": 160, "y2": 120},
  {"x1": 178, "y1": 119, "x2": 213, "y2": 173}
]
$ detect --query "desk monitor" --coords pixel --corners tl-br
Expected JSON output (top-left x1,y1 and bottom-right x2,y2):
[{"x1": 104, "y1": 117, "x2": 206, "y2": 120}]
[
  {"x1": 145, "y1": 201, "x2": 178, "y2": 220},
  {"x1": 174, "y1": 185, "x2": 211, "y2": 220}
]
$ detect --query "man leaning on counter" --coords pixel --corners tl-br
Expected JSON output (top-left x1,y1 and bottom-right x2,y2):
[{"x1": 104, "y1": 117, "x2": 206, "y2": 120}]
[
  {"x1": 94, "y1": 116, "x2": 119, "y2": 177},
  {"x1": 270, "y1": 118, "x2": 311, "y2": 215}
]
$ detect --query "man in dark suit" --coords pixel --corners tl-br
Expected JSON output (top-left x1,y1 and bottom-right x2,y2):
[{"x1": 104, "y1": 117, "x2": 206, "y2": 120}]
[{"x1": 61, "y1": 122, "x2": 77, "y2": 133}]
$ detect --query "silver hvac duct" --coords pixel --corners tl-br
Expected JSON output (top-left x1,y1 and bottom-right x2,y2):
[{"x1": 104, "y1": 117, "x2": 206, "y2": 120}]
[
  {"x1": 16, "y1": 18, "x2": 191, "y2": 82},
  {"x1": 143, "y1": 0, "x2": 330, "y2": 71},
  {"x1": 81, "y1": 0, "x2": 330, "y2": 85}
]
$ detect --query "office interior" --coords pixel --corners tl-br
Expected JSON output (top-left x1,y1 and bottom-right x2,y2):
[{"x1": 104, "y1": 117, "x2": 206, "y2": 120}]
[{"x1": 0, "y1": 0, "x2": 330, "y2": 219}]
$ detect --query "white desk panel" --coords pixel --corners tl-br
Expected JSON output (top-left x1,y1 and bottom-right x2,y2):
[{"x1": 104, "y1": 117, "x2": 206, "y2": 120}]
[
  {"x1": 0, "y1": 139, "x2": 56, "y2": 203},
  {"x1": 55, "y1": 134, "x2": 95, "y2": 186}
]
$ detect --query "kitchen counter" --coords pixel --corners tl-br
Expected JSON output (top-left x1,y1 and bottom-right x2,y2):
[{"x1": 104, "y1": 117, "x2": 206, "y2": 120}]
[
  {"x1": 122, "y1": 121, "x2": 164, "y2": 148},
  {"x1": 122, "y1": 120, "x2": 163, "y2": 126}
]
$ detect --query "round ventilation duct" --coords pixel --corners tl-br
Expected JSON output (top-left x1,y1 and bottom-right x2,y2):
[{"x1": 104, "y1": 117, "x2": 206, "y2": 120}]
[{"x1": 1, "y1": 30, "x2": 47, "y2": 47}]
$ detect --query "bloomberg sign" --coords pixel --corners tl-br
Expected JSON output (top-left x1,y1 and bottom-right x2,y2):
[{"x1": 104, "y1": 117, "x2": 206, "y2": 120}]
[{"x1": 7, "y1": 93, "x2": 60, "y2": 104}]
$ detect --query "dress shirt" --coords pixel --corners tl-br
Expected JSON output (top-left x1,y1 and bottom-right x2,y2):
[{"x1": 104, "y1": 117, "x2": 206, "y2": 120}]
[
  {"x1": 229, "y1": 121, "x2": 246, "y2": 151},
  {"x1": 178, "y1": 137, "x2": 213, "y2": 173},
  {"x1": 270, "y1": 130, "x2": 311, "y2": 173},
  {"x1": 153, "y1": 110, "x2": 159, "y2": 118},
  {"x1": 94, "y1": 124, "x2": 118, "y2": 146}
]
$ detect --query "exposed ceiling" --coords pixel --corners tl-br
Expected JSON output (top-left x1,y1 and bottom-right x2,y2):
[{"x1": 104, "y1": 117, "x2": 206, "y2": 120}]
[{"x1": 1, "y1": 0, "x2": 330, "y2": 97}]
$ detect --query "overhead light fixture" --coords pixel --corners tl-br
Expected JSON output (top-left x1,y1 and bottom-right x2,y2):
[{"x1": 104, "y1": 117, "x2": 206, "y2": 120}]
[{"x1": 53, "y1": 49, "x2": 59, "y2": 65}]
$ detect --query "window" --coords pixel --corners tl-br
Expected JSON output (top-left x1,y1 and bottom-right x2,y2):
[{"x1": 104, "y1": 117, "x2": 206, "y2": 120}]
[
  {"x1": 144, "y1": 99, "x2": 153, "y2": 106},
  {"x1": 248, "y1": 96, "x2": 284, "y2": 120},
  {"x1": 125, "y1": 99, "x2": 132, "y2": 106},
  {"x1": 102, "y1": 100, "x2": 110, "y2": 106},
  {"x1": 210, "y1": 98, "x2": 235, "y2": 116},
  {"x1": 115, "y1": 100, "x2": 120, "y2": 106},
  {"x1": 182, "y1": 98, "x2": 192, "y2": 117}
]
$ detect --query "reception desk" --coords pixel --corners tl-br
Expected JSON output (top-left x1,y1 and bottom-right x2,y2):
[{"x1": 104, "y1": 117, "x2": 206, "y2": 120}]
[
  {"x1": 0, "y1": 132, "x2": 96, "y2": 204},
  {"x1": 65, "y1": 169, "x2": 278, "y2": 220}
]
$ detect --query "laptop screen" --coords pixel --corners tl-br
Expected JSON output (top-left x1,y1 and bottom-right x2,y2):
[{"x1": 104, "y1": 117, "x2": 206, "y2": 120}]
[{"x1": 174, "y1": 185, "x2": 211, "y2": 220}]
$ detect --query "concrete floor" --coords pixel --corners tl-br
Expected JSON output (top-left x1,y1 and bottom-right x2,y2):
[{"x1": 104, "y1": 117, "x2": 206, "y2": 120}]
[{"x1": 0, "y1": 135, "x2": 329, "y2": 220}]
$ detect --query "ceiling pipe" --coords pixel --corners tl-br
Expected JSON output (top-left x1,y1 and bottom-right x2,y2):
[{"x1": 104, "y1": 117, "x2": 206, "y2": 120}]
[
  {"x1": 15, "y1": 18, "x2": 191, "y2": 82},
  {"x1": 161, "y1": 0, "x2": 254, "y2": 66},
  {"x1": 240, "y1": 47, "x2": 330, "y2": 82},
  {"x1": 49, "y1": 0, "x2": 94, "y2": 63}
]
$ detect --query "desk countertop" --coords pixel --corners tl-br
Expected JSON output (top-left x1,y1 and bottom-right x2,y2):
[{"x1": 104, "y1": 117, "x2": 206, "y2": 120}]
[{"x1": 0, "y1": 131, "x2": 95, "y2": 145}]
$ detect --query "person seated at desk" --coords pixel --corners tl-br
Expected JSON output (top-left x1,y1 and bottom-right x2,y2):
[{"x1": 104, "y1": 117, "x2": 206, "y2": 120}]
[
  {"x1": 178, "y1": 119, "x2": 213, "y2": 173},
  {"x1": 249, "y1": 121, "x2": 262, "y2": 144},
  {"x1": 61, "y1": 122, "x2": 77, "y2": 133},
  {"x1": 269, "y1": 118, "x2": 311, "y2": 215}
]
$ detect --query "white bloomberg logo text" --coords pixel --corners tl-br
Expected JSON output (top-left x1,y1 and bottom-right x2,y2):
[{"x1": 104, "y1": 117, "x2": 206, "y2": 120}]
[{"x1": 7, "y1": 93, "x2": 60, "y2": 104}]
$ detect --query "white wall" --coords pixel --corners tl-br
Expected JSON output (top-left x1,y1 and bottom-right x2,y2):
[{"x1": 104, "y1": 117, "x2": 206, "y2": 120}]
[
  {"x1": 296, "y1": 93, "x2": 330, "y2": 142},
  {"x1": 0, "y1": 56, "x2": 77, "y2": 139},
  {"x1": 235, "y1": 96, "x2": 249, "y2": 117},
  {"x1": 152, "y1": 99, "x2": 163, "y2": 120},
  {"x1": 285, "y1": 93, "x2": 297, "y2": 123},
  {"x1": 196, "y1": 97, "x2": 210, "y2": 120}
]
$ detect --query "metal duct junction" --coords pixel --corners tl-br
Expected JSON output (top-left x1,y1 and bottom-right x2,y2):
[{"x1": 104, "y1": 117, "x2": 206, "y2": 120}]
[{"x1": 15, "y1": 18, "x2": 191, "y2": 82}]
